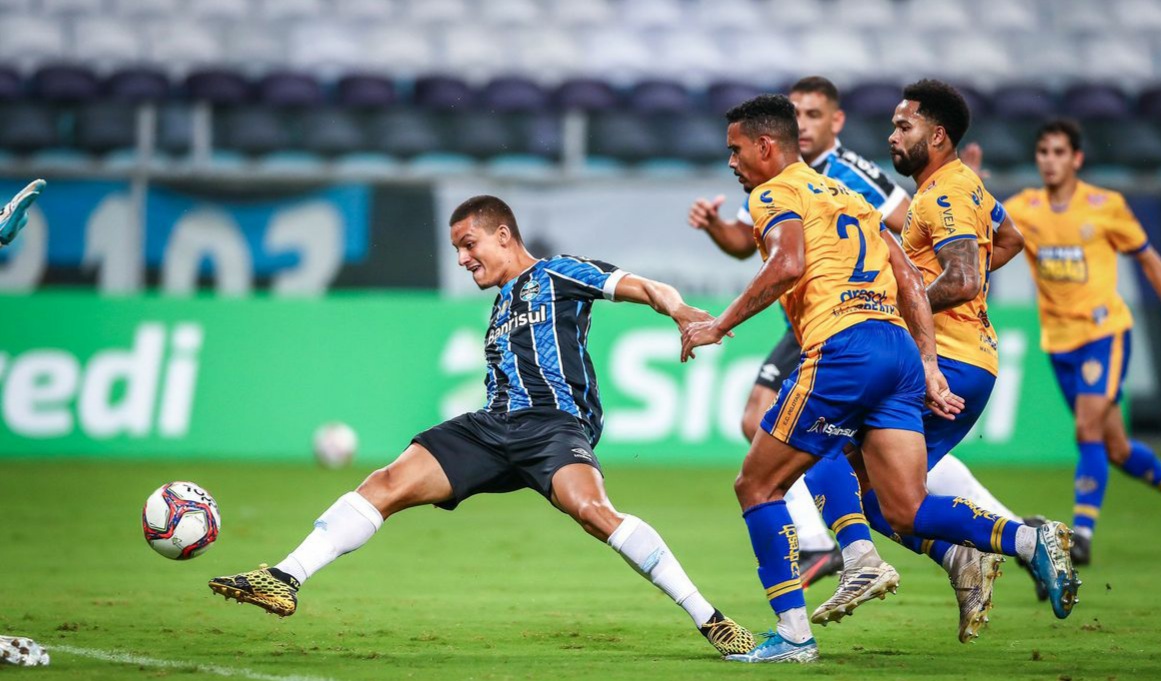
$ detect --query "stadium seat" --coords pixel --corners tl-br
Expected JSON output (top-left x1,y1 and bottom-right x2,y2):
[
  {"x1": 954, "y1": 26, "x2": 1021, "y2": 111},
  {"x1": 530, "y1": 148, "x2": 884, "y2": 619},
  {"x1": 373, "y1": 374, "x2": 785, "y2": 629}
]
[
  {"x1": 0, "y1": 15, "x2": 65, "y2": 68},
  {"x1": 105, "y1": 68, "x2": 170, "y2": 102},
  {"x1": 1012, "y1": 39, "x2": 1082, "y2": 90},
  {"x1": 447, "y1": 112, "x2": 517, "y2": 158},
  {"x1": 652, "y1": 30, "x2": 728, "y2": 86},
  {"x1": 288, "y1": 22, "x2": 365, "y2": 77},
  {"x1": 953, "y1": 83, "x2": 991, "y2": 118},
  {"x1": 960, "y1": 119, "x2": 1032, "y2": 169},
  {"x1": 665, "y1": 113, "x2": 725, "y2": 164},
  {"x1": 554, "y1": 78, "x2": 620, "y2": 112},
  {"x1": 185, "y1": 69, "x2": 251, "y2": 104},
  {"x1": 0, "y1": 66, "x2": 23, "y2": 100},
  {"x1": 365, "y1": 109, "x2": 444, "y2": 157},
  {"x1": 333, "y1": 0, "x2": 394, "y2": 21},
  {"x1": 32, "y1": 64, "x2": 99, "y2": 102},
  {"x1": 903, "y1": 0, "x2": 971, "y2": 30},
  {"x1": 256, "y1": 71, "x2": 324, "y2": 108},
  {"x1": 405, "y1": 0, "x2": 469, "y2": 25},
  {"x1": 800, "y1": 30, "x2": 875, "y2": 80},
  {"x1": 977, "y1": 0, "x2": 1039, "y2": 29},
  {"x1": 414, "y1": 75, "x2": 475, "y2": 111},
  {"x1": 479, "y1": 77, "x2": 551, "y2": 113},
  {"x1": 755, "y1": 0, "x2": 823, "y2": 30},
  {"x1": 256, "y1": 0, "x2": 325, "y2": 22},
  {"x1": 1087, "y1": 120, "x2": 1161, "y2": 168},
  {"x1": 621, "y1": 0, "x2": 684, "y2": 30},
  {"x1": 588, "y1": 112, "x2": 664, "y2": 163},
  {"x1": 111, "y1": 0, "x2": 180, "y2": 19},
  {"x1": 876, "y1": 34, "x2": 938, "y2": 82},
  {"x1": 717, "y1": 30, "x2": 799, "y2": 85},
  {"x1": 75, "y1": 101, "x2": 137, "y2": 154},
  {"x1": 1113, "y1": 0, "x2": 1161, "y2": 29},
  {"x1": 836, "y1": 116, "x2": 892, "y2": 161},
  {"x1": 1050, "y1": 0, "x2": 1111, "y2": 30},
  {"x1": 1063, "y1": 84, "x2": 1131, "y2": 120},
  {"x1": 300, "y1": 108, "x2": 366, "y2": 157},
  {"x1": 628, "y1": 79, "x2": 694, "y2": 115},
  {"x1": 707, "y1": 81, "x2": 764, "y2": 115},
  {"x1": 843, "y1": 82, "x2": 903, "y2": 119},
  {"x1": 216, "y1": 107, "x2": 291, "y2": 155},
  {"x1": 72, "y1": 17, "x2": 144, "y2": 69},
  {"x1": 514, "y1": 112, "x2": 563, "y2": 158},
  {"x1": 941, "y1": 34, "x2": 1015, "y2": 85},
  {"x1": 1137, "y1": 86, "x2": 1161, "y2": 118},
  {"x1": 336, "y1": 74, "x2": 397, "y2": 109},
  {"x1": 41, "y1": 0, "x2": 102, "y2": 16},
  {"x1": 0, "y1": 103, "x2": 58, "y2": 152},
  {"x1": 990, "y1": 84, "x2": 1057, "y2": 119}
]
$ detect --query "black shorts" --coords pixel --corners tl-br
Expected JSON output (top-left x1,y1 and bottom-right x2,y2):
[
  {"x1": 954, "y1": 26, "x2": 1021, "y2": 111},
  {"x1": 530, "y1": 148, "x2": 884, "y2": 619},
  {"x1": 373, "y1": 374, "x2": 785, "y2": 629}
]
[
  {"x1": 412, "y1": 408, "x2": 602, "y2": 511},
  {"x1": 753, "y1": 333, "x2": 803, "y2": 391}
]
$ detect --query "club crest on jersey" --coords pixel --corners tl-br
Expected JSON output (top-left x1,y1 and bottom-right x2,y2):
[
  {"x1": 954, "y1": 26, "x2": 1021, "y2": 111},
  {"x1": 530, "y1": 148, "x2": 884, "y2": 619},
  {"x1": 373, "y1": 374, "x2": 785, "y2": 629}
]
[
  {"x1": 1087, "y1": 193, "x2": 1108, "y2": 207},
  {"x1": 1082, "y1": 359, "x2": 1104, "y2": 386},
  {"x1": 1080, "y1": 223, "x2": 1096, "y2": 242},
  {"x1": 519, "y1": 280, "x2": 541, "y2": 302}
]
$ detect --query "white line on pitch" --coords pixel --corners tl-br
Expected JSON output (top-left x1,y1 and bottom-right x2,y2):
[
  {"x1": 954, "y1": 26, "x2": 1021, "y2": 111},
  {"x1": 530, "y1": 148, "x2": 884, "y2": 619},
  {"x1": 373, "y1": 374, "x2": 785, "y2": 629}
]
[{"x1": 53, "y1": 645, "x2": 340, "y2": 681}]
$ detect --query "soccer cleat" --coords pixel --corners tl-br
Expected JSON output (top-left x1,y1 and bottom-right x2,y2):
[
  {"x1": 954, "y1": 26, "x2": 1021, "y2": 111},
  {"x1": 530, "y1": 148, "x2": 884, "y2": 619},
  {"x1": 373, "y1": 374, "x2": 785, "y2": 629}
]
[
  {"x1": 798, "y1": 548, "x2": 844, "y2": 590},
  {"x1": 1028, "y1": 521, "x2": 1082, "y2": 619},
  {"x1": 1015, "y1": 516, "x2": 1049, "y2": 602},
  {"x1": 699, "y1": 610, "x2": 755, "y2": 657},
  {"x1": 724, "y1": 630, "x2": 818, "y2": 664},
  {"x1": 0, "y1": 636, "x2": 50, "y2": 666},
  {"x1": 810, "y1": 562, "x2": 900, "y2": 625},
  {"x1": 0, "y1": 179, "x2": 46, "y2": 246},
  {"x1": 1070, "y1": 531, "x2": 1092, "y2": 566},
  {"x1": 947, "y1": 547, "x2": 1004, "y2": 643},
  {"x1": 208, "y1": 564, "x2": 300, "y2": 617}
]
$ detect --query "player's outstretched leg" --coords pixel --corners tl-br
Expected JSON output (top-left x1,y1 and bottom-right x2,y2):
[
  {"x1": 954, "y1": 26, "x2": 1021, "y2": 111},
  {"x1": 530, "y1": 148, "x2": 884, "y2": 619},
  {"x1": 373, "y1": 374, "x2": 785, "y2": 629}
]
[
  {"x1": 549, "y1": 464, "x2": 754, "y2": 658},
  {"x1": 209, "y1": 444, "x2": 451, "y2": 616}
]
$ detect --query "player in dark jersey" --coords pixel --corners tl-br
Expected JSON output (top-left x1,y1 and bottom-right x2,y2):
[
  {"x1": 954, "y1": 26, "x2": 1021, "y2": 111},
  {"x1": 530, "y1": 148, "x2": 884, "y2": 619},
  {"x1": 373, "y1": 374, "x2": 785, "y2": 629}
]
[{"x1": 208, "y1": 195, "x2": 755, "y2": 658}]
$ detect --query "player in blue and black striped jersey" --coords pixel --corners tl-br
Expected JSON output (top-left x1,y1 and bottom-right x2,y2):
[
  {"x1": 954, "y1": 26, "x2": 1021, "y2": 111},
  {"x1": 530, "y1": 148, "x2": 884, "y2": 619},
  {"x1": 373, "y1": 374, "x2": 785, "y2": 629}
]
[{"x1": 209, "y1": 195, "x2": 756, "y2": 658}]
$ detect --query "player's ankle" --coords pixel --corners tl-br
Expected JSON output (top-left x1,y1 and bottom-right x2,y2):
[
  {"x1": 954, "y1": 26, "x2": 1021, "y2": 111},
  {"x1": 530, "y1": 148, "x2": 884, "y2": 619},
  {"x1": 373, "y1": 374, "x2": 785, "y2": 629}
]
[
  {"x1": 776, "y1": 607, "x2": 813, "y2": 644},
  {"x1": 840, "y1": 539, "x2": 879, "y2": 570}
]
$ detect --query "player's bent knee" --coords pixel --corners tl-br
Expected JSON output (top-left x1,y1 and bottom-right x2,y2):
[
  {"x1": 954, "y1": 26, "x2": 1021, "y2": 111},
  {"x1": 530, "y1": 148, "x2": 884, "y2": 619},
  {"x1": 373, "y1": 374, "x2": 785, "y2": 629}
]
[
  {"x1": 734, "y1": 472, "x2": 782, "y2": 510},
  {"x1": 569, "y1": 498, "x2": 622, "y2": 541},
  {"x1": 879, "y1": 498, "x2": 919, "y2": 536}
]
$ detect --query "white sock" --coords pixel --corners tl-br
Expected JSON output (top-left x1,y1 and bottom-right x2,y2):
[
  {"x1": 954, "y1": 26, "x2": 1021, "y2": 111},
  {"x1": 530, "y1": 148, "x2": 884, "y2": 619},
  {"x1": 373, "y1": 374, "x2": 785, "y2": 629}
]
[
  {"x1": 607, "y1": 515, "x2": 716, "y2": 627},
  {"x1": 840, "y1": 538, "x2": 880, "y2": 571},
  {"x1": 940, "y1": 544, "x2": 962, "y2": 572},
  {"x1": 1075, "y1": 526, "x2": 1093, "y2": 539},
  {"x1": 275, "y1": 492, "x2": 384, "y2": 584},
  {"x1": 776, "y1": 607, "x2": 812, "y2": 644},
  {"x1": 786, "y1": 478, "x2": 836, "y2": 552},
  {"x1": 1015, "y1": 525, "x2": 1037, "y2": 562},
  {"x1": 927, "y1": 455, "x2": 1017, "y2": 520}
]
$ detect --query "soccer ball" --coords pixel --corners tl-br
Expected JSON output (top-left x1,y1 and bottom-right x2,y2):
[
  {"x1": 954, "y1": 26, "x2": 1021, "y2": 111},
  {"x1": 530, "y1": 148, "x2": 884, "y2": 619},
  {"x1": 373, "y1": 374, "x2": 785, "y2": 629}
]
[
  {"x1": 313, "y1": 421, "x2": 358, "y2": 468},
  {"x1": 142, "y1": 481, "x2": 221, "y2": 560}
]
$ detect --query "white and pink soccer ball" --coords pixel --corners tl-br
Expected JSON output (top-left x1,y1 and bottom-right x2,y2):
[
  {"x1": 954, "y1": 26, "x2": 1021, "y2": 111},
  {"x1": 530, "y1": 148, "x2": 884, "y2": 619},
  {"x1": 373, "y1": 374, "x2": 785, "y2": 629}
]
[
  {"x1": 142, "y1": 481, "x2": 221, "y2": 560},
  {"x1": 312, "y1": 421, "x2": 358, "y2": 468}
]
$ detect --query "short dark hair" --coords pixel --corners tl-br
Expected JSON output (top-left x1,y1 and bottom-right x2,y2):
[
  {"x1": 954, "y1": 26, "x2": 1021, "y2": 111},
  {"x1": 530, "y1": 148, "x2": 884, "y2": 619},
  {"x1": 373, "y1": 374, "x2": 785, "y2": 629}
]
[
  {"x1": 1036, "y1": 118, "x2": 1083, "y2": 153},
  {"x1": 790, "y1": 76, "x2": 840, "y2": 105},
  {"x1": 902, "y1": 79, "x2": 971, "y2": 147},
  {"x1": 725, "y1": 94, "x2": 799, "y2": 148},
  {"x1": 449, "y1": 195, "x2": 522, "y2": 243}
]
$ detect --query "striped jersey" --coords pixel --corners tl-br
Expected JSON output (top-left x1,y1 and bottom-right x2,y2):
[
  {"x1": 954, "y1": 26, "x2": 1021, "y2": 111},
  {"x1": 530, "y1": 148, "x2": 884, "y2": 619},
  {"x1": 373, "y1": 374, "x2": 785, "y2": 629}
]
[
  {"x1": 738, "y1": 141, "x2": 908, "y2": 225},
  {"x1": 483, "y1": 255, "x2": 628, "y2": 445}
]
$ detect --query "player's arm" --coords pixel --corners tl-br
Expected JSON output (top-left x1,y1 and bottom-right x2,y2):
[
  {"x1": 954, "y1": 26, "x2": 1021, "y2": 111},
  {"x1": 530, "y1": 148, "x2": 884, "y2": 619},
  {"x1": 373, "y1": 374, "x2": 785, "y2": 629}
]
[
  {"x1": 990, "y1": 212, "x2": 1025, "y2": 271},
  {"x1": 679, "y1": 219, "x2": 804, "y2": 361},
  {"x1": 881, "y1": 196, "x2": 911, "y2": 234},
  {"x1": 1133, "y1": 244, "x2": 1161, "y2": 299},
  {"x1": 613, "y1": 274, "x2": 721, "y2": 334},
  {"x1": 926, "y1": 238, "x2": 981, "y2": 313},
  {"x1": 688, "y1": 195, "x2": 758, "y2": 259},
  {"x1": 880, "y1": 229, "x2": 965, "y2": 419}
]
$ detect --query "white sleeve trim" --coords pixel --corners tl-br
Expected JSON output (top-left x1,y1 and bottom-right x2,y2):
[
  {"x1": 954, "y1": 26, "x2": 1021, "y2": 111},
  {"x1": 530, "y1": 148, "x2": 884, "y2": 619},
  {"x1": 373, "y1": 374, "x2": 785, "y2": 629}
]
[
  {"x1": 879, "y1": 186, "x2": 908, "y2": 220},
  {"x1": 603, "y1": 269, "x2": 629, "y2": 301},
  {"x1": 736, "y1": 206, "x2": 754, "y2": 225}
]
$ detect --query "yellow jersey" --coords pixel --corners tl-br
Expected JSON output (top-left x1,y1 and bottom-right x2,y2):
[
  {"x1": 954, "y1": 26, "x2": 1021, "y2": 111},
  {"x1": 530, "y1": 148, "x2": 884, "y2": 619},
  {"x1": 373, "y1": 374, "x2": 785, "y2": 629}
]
[
  {"x1": 749, "y1": 161, "x2": 905, "y2": 350},
  {"x1": 1005, "y1": 181, "x2": 1149, "y2": 353},
  {"x1": 902, "y1": 159, "x2": 1000, "y2": 375}
]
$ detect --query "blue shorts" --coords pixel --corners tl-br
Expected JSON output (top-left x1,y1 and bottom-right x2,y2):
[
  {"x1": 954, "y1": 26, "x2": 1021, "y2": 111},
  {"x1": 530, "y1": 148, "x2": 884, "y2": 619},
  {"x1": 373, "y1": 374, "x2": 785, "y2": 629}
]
[
  {"x1": 1049, "y1": 330, "x2": 1131, "y2": 410},
  {"x1": 923, "y1": 357, "x2": 996, "y2": 470},
  {"x1": 760, "y1": 320, "x2": 925, "y2": 459}
]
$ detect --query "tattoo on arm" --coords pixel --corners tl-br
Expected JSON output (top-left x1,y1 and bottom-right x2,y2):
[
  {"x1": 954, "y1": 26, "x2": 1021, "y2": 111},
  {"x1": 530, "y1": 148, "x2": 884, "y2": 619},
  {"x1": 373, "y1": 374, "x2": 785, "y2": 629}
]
[{"x1": 927, "y1": 239, "x2": 981, "y2": 314}]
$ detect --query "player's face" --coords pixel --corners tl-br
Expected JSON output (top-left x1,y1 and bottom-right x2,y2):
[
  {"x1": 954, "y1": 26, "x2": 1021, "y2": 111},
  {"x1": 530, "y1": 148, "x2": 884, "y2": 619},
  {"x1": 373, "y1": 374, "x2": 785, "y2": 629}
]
[
  {"x1": 727, "y1": 122, "x2": 763, "y2": 193},
  {"x1": 451, "y1": 218, "x2": 508, "y2": 290},
  {"x1": 790, "y1": 91, "x2": 843, "y2": 163},
  {"x1": 1035, "y1": 133, "x2": 1083, "y2": 188},
  {"x1": 888, "y1": 100, "x2": 931, "y2": 177}
]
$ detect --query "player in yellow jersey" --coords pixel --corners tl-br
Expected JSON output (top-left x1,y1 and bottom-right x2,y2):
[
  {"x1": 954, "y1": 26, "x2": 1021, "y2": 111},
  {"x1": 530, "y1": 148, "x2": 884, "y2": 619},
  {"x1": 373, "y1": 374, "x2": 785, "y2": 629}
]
[
  {"x1": 1004, "y1": 119, "x2": 1161, "y2": 566},
  {"x1": 680, "y1": 94, "x2": 1078, "y2": 663}
]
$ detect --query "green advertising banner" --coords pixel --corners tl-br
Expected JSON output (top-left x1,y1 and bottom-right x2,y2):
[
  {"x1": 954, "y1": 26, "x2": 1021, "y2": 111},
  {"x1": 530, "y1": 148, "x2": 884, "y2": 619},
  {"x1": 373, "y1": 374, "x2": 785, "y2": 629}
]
[{"x1": 0, "y1": 292, "x2": 1074, "y2": 465}]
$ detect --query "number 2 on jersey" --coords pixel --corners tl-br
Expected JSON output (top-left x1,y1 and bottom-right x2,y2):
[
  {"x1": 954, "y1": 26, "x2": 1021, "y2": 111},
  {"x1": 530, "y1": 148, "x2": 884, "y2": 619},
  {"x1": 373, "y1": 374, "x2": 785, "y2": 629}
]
[{"x1": 835, "y1": 214, "x2": 880, "y2": 283}]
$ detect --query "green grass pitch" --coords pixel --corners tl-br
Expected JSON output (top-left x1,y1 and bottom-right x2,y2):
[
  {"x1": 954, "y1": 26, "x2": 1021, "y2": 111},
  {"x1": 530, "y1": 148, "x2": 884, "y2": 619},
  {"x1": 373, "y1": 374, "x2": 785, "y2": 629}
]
[{"x1": 2, "y1": 459, "x2": 1160, "y2": 680}]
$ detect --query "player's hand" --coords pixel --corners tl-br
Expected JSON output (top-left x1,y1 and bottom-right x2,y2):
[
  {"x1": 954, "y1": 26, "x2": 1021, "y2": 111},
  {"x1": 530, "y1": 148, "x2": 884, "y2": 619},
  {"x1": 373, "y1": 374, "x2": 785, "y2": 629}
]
[
  {"x1": 960, "y1": 143, "x2": 989, "y2": 180},
  {"x1": 688, "y1": 195, "x2": 726, "y2": 231},
  {"x1": 680, "y1": 319, "x2": 729, "y2": 362},
  {"x1": 0, "y1": 178, "x2": 46, "y2": 247},
  {"x1": 923, "y1": 358, "x2": 965, "y2": 420},
  {"x1": 671, "y1": 304, "x2": 717, "y2": 334}
]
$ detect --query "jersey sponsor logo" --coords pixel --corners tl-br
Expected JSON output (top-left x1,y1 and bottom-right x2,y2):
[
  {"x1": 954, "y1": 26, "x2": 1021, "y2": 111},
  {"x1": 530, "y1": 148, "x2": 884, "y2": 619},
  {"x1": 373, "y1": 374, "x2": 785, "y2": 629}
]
[
  {"x1": 759, "y1": 363, "x2": 780, "y2": 383},
  {"x1": 570, "y1": 446, "x2": 594, "y2": 462},
  {"x1": 937, "y1": 195, "x2": 951, "y2": 208},
  {"x1": 938, "y1": 196, "x2": 956, "y2": 232},
  {"x1": 1036, "y1": 246, "x2": 1088, "y2": 283},
  {"x1": 1082, "y1": 358, "x2": 1104, "y2": 386},
  {"x1": 808, "y1": 182, "x2": 825, "y2": 195},
  {"x1": 951, "y1": 496, "x2": 999, "y2": 521},
  {"x1": 779, "y1": 524, "x2": 800, "y2": 574},
  {"x1": 519, "y1": 279, "x2": 541, "y2": 302},
  {"x1": 806, "y1": 417, "x2": 857, "y2": 438},
  {"x1": 759, "y1": 190, "x2": 774, "y2": 203},
  {"x1": 837, "y1": 288, "x2": 898, "y2": 316},
  {"x1": 486, "y1": 304, "x2": 548, "y2": 345}
]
